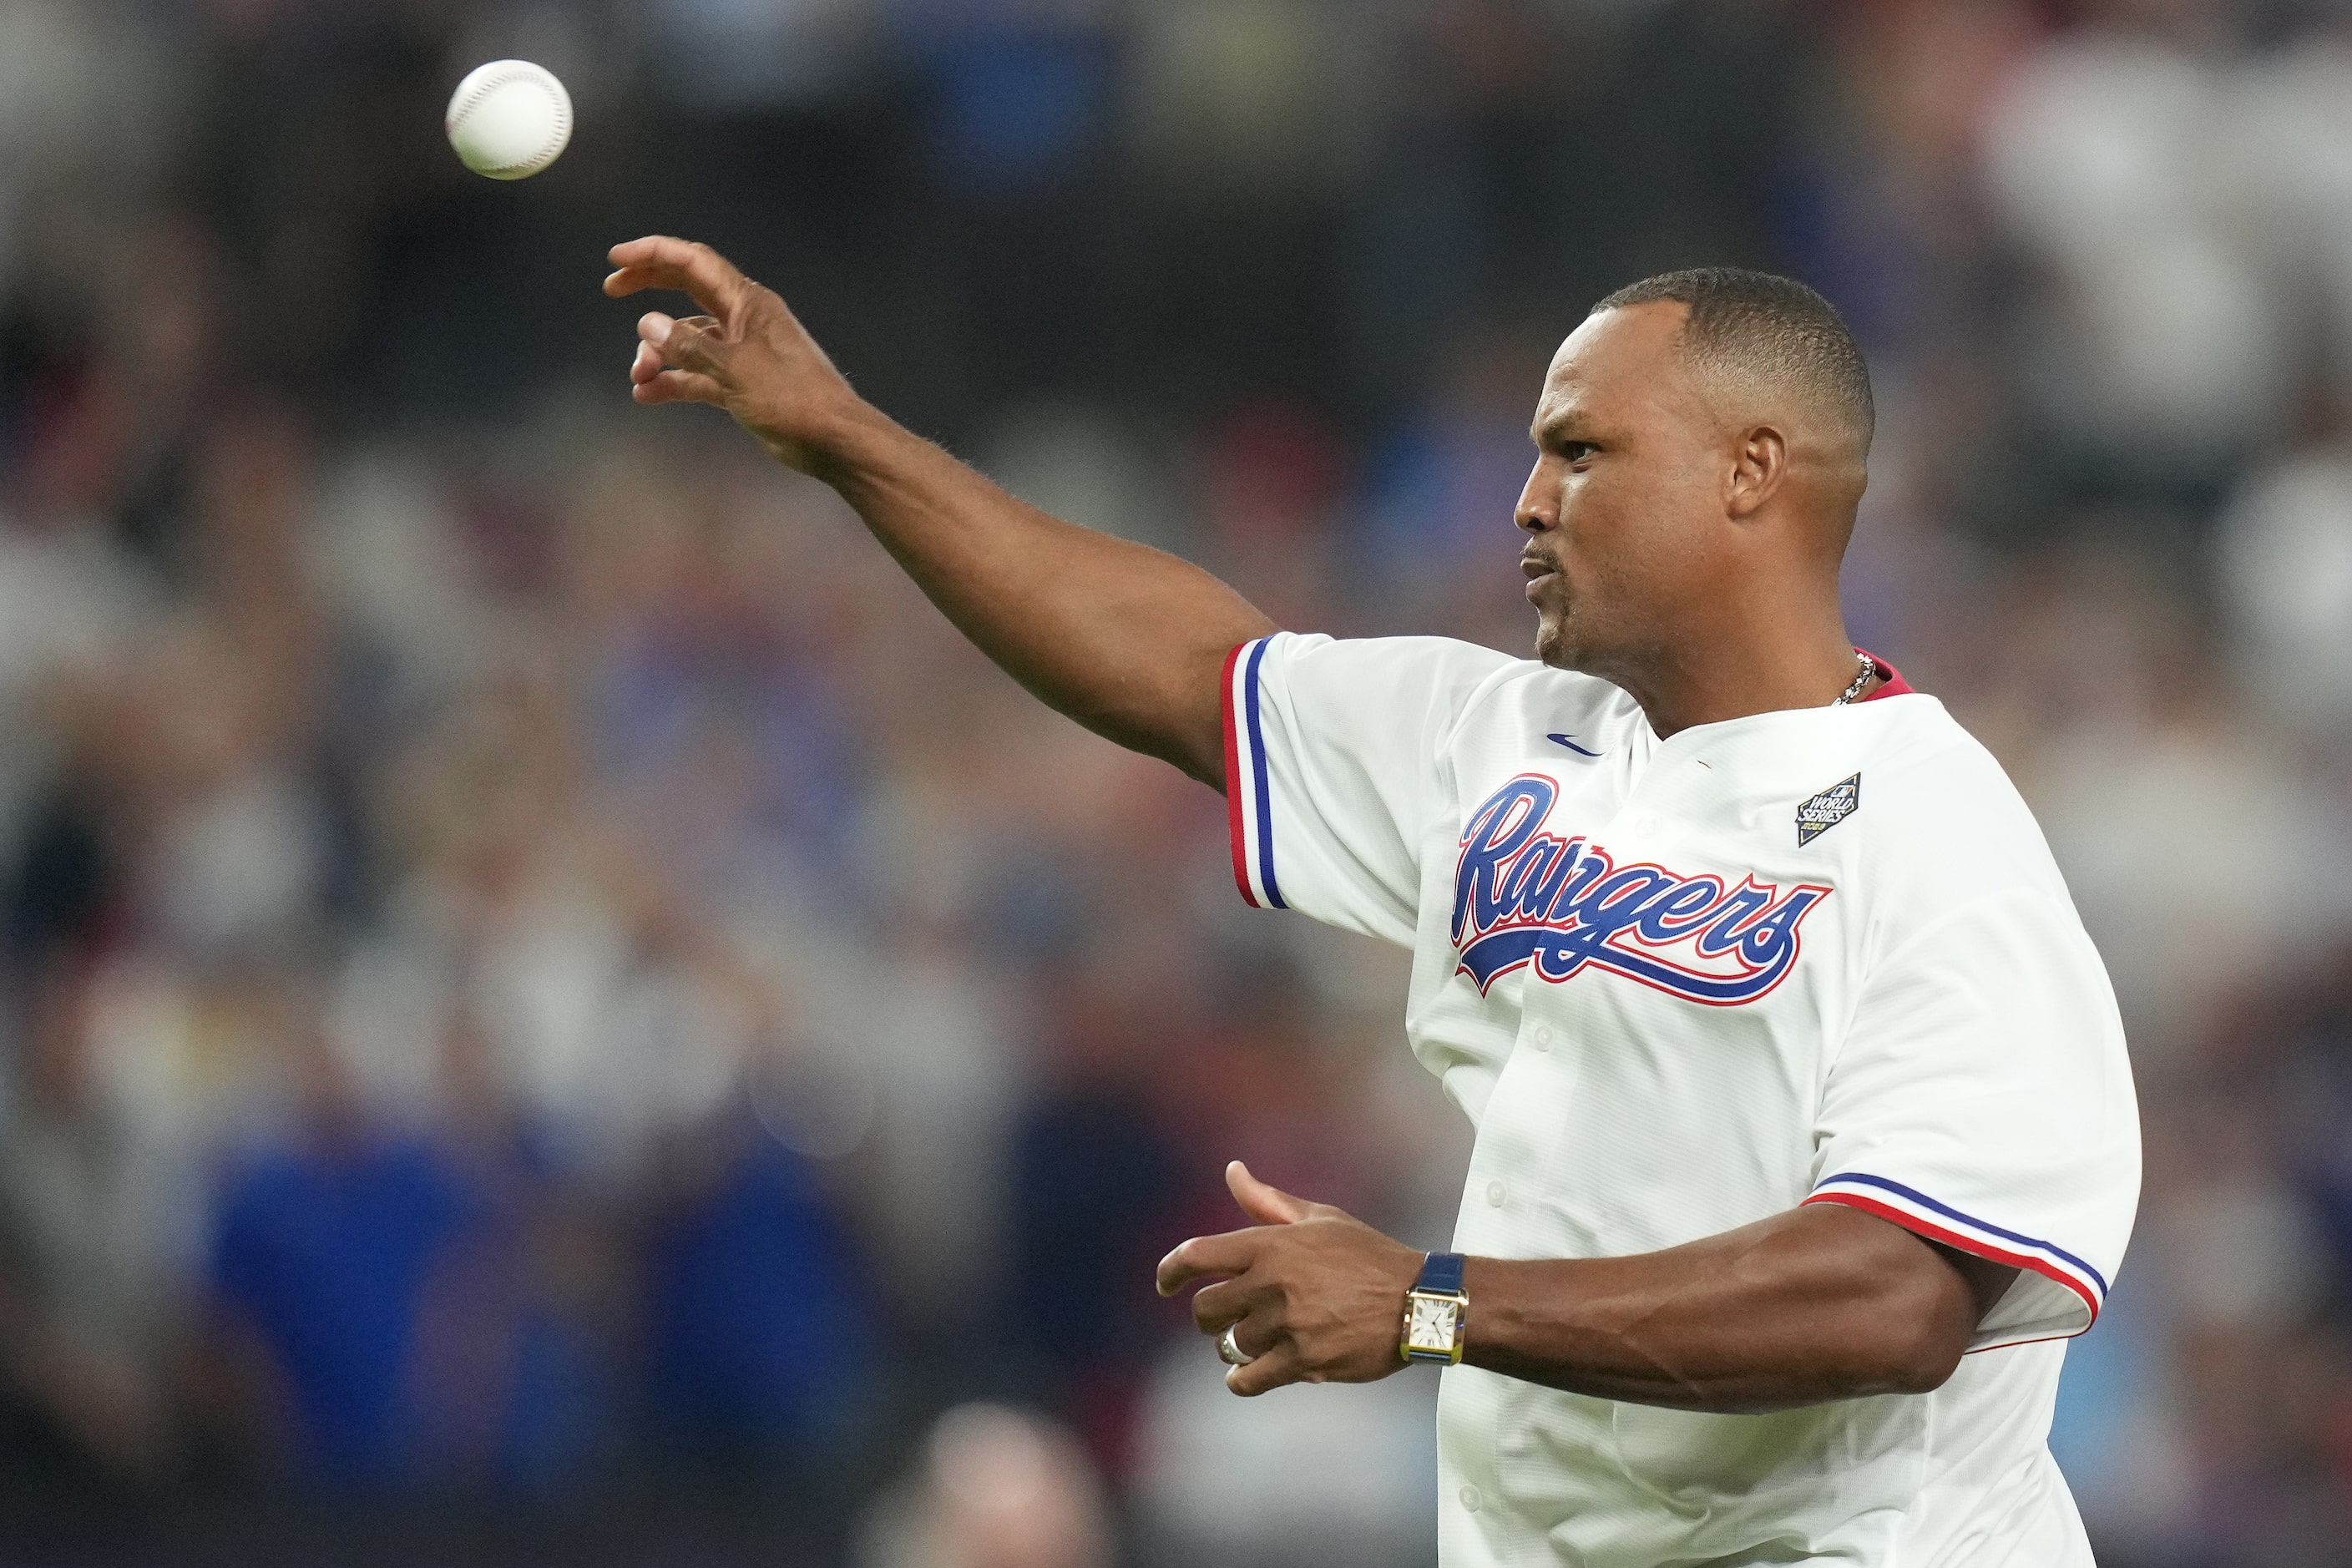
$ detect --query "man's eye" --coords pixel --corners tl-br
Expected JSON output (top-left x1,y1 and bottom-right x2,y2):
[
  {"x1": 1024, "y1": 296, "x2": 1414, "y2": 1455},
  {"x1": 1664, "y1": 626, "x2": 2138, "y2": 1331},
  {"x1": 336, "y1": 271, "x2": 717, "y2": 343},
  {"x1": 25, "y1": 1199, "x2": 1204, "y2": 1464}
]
[{"x1": 1562, "y1": 442, "x2": 1597, "y2": 464}]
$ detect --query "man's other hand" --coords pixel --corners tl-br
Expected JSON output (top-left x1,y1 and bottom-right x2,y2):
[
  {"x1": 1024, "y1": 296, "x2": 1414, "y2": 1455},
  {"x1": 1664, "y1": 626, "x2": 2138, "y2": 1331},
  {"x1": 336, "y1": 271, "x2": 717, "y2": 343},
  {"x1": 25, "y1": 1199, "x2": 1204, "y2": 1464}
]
[
  {"x1": 604, "y1": 235, "x2": 866, "y2": 473},
  {"x1": 1157, "y1": 1161, "x2": 1425, "y2": 1397}
]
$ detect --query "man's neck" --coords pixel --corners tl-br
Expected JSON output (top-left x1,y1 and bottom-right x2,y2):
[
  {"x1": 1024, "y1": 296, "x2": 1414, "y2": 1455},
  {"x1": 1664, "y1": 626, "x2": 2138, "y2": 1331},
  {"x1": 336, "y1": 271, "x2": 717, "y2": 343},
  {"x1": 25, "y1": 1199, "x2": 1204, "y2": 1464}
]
[{"x1": 1596, "y1": 625, "x2": 1869, "y2": 740}]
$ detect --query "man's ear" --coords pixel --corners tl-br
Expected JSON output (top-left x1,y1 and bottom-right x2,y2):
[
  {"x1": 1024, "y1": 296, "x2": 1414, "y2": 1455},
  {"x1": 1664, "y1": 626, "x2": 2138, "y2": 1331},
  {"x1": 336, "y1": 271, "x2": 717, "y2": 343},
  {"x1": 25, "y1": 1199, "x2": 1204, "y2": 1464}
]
[{"x1": 1726, "y1": 424, "x2": 1788, "y2": 519}]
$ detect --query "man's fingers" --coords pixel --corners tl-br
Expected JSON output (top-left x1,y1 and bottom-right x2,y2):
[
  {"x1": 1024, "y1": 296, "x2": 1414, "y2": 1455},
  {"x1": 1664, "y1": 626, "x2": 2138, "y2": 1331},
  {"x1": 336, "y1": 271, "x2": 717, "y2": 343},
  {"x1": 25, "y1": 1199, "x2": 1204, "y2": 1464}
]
[
  {"x1": 1226, "y1": 1341, "x2": 1309, "y2": 1398},
  {"x1": 1188, "y1": 1276, "x2": 1253, "y2": 1335},
  {"x1": 630, "y1": 337, "x2": 665, "y2": 385},
  {"x1": 1156, "y1": 1229, "x2": 1260, "y2": 1297},
  {"x1": 636, "y1": 311, "x2": 726, "y2": 372},
  {"x1": 604, "y1": 232, "x2": 750, "y2": 307},
  {"x1": 626, "y1": 311, "x2": 726, "y2": 403},
  {"x1": 604, "y1": 235, "x2": 751, "y2": 317},
  {"x1": 1225, "y1": 1302, "x2": 1286, "y2": 1361},
  {"x1": 632, "y1": 368, "x2": 726, "y2": 406},
  {"x1": 1227, "y1": 1160, "x2": 1315, "y2": 1227}
]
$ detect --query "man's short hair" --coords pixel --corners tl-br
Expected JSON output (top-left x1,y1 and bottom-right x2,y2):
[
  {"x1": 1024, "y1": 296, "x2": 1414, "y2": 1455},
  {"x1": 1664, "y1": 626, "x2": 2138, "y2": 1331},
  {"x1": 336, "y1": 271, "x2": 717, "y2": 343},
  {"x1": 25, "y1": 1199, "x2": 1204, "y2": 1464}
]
[{"x1": 1595, "y1": 267, "x2": 1874, "y2": 451}]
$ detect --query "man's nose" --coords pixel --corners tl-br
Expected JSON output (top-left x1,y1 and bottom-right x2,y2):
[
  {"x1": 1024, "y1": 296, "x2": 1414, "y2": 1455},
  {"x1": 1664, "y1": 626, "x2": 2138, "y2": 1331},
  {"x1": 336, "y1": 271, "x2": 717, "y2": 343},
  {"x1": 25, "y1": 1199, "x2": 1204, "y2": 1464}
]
[{"x1": 1515, "y1": 465, "x2": 1553, "y2": 534}]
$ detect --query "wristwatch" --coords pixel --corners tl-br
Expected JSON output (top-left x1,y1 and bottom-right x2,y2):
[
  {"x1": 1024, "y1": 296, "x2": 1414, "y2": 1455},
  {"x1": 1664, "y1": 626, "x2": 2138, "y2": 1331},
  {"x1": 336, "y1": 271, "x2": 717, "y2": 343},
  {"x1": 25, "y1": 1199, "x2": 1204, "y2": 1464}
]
[{"x1": 1399, "y1": 1252, "x2": 1469, "y2": 1364}]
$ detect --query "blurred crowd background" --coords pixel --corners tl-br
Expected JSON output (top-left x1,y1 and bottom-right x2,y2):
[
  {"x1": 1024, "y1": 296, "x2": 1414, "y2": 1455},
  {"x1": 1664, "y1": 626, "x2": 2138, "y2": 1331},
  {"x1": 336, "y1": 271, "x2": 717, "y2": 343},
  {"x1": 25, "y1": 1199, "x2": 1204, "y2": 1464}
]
[{"x1": 3, "y1": 0, "x2": 2352, "y2": 1564}]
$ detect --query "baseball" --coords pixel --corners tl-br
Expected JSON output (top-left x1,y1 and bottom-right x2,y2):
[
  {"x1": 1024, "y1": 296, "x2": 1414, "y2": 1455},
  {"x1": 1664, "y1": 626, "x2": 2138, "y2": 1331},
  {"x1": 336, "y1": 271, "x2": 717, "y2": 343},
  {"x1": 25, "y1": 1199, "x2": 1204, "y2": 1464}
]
[{"x1": 445, "y1": 60, "x2": 572, "y2": 180}]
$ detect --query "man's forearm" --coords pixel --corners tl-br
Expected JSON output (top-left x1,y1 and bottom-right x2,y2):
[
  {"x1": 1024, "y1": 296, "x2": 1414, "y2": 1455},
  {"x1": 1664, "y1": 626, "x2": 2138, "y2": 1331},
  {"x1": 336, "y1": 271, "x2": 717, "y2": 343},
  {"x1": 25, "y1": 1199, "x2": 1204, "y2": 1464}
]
[
  {"x1": 1159, "y1": 1169, "x2": 2014, "y2": 1408},
  {"x1": 810, "y1": 403, "x2": 1275, "y2": 784},
  {"x1": 1461, "y1": 1205, "x2": 1998, "y2": 1414}
]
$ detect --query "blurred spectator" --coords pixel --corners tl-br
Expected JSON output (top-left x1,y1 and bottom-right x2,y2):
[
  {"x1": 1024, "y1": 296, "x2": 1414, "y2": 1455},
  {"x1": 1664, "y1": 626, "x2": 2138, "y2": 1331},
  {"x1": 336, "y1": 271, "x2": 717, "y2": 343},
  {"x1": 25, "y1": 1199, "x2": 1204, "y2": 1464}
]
[
  {"x1": 206, "y1": 1004, "x2": 483, "y2": 1484},
  {"x1": 1001, "y1": 984, "x2": 1186, "y2": 1465},
  {"x1": 0, "y1": 955, "x2": 200, "y2": 1484},
  {"x1": 1130, "y1": 1346, "x2": 1437, "y2": 1568},
  {"x1": 1980, "y1": 4, "x2": 2285, "y2": 497},
  {"x1": 857, "y1": 1402, "x2": 1113, "y2": 1568},
  {"x1": 640, "y1": 1108, "x2": 880, "y2": 1462},
  {"x1": 2216, "y1": 436, "x2": 2352, "y2": 748}
]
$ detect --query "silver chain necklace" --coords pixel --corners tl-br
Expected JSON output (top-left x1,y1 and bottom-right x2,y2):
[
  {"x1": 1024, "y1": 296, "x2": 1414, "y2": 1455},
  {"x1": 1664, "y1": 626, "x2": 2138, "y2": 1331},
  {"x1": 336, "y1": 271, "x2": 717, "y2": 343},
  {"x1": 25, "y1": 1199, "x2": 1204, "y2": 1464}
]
[{"x1": 1831, "y1": 650, "x2": 1876, "y2": 706}]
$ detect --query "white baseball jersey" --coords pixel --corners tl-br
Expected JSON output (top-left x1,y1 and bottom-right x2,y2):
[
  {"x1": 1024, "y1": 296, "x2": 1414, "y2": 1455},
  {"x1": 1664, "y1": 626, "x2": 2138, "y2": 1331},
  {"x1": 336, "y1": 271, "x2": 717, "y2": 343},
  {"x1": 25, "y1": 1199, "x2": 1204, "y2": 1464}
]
[{"x1": 1219, "y1": 632, "x2": 2141, "y2": 1568}]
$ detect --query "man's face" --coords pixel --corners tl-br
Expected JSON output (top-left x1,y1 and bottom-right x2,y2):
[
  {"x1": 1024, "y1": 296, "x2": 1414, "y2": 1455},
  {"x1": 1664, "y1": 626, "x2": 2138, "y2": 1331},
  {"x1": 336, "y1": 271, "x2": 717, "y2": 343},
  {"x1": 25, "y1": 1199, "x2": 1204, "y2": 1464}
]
[{"x1": 1516, "y1": 302, "x2": 1729, "y2": 676}]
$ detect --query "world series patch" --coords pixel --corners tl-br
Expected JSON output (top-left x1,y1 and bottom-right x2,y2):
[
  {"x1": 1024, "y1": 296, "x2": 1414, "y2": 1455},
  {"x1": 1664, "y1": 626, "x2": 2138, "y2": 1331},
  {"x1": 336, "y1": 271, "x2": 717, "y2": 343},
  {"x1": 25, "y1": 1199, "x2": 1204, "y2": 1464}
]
[{"x1": 1796, "y1": 773, "x2": 1861, "y2": 847}]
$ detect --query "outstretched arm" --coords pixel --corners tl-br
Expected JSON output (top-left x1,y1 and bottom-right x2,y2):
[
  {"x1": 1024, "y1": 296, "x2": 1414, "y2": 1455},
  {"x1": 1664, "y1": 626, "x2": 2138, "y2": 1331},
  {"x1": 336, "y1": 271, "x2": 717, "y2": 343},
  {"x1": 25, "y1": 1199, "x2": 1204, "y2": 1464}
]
[
  {"x1": 604, "y1": 235, "x2": 1276, "y2": 786},
  {"x1": 1158, "y1": 1162, "x2": 2018, "y2": 1411}
]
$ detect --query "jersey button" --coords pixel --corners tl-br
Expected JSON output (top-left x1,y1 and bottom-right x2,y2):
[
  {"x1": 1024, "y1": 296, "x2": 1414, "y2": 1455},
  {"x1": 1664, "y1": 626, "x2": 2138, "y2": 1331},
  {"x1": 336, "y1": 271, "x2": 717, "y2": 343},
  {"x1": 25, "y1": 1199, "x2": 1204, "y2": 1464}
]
[
  {"x1": 1459, "y1": 1485, "x2": 1484, "y2": 1513},
  {"x1": 1531, "y1": 1025, "x2": 1552, "y2": 1050},
  {"x1": 1485, "y1": 1180, "x2": 1506, "y2": 1207}
]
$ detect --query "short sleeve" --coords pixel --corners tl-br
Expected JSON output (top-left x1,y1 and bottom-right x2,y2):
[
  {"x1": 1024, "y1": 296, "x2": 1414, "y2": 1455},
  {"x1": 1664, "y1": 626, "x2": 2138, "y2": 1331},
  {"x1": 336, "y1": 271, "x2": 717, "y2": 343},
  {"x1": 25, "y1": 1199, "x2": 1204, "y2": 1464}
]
[
  {"x1": 1803, "y1": 888, "x2": 2141, "y2": 1351},
  {"x1": 1222, "y1": 632, "x2": 1517, "y2": 946}
]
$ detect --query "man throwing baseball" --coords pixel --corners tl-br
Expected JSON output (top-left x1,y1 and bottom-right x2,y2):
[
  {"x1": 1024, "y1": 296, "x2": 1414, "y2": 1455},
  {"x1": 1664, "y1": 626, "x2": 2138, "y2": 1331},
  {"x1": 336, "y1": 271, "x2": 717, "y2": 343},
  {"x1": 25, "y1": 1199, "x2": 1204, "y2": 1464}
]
[{"x1": 606, "y1": 236, "x2": 2139, "y2": 1566}]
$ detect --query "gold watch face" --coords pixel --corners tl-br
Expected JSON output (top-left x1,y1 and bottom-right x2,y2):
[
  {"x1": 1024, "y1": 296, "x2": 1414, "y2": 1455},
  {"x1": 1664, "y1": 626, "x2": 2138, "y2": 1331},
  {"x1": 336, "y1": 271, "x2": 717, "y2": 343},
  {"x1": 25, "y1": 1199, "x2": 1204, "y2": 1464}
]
[{"x1": 1407, "y1": 1294, "x2": 1459, "y2": 1350}]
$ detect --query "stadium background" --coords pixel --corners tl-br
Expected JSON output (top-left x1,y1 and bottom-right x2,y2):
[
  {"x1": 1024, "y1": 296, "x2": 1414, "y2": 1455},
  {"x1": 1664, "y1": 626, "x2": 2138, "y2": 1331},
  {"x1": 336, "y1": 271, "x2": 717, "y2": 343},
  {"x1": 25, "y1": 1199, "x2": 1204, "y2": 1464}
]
[{"x1": 2, "y1": 1, "x2": 2350, "y2": 1563}]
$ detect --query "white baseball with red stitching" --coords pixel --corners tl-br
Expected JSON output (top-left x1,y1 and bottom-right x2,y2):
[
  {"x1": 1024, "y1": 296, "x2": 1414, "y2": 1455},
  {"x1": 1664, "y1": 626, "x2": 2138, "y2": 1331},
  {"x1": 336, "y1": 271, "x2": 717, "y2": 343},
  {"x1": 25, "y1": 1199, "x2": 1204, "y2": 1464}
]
[{"x1": 445, "y1": 60, "x2": 572, "y2": 181}]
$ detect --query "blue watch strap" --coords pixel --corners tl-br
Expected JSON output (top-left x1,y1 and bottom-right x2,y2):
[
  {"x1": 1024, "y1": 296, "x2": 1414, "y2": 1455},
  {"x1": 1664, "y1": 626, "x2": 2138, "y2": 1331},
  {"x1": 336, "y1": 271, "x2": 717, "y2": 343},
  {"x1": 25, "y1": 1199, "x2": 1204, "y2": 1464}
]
[{"x1": 1416, "y1": 1252, "x2": 1466, "y2": 1294}]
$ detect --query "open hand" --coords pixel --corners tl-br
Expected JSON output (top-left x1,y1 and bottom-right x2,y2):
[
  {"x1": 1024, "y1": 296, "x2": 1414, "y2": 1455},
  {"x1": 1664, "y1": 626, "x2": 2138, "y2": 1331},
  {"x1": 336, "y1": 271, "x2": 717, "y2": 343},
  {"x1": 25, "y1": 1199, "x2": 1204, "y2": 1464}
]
[
  {"x1": 603, "y1": 235, "x2": 867, "y2": 473},
  {"x1": 1156, "y1": 1161, "x2": 1425, "y2": 1396}
]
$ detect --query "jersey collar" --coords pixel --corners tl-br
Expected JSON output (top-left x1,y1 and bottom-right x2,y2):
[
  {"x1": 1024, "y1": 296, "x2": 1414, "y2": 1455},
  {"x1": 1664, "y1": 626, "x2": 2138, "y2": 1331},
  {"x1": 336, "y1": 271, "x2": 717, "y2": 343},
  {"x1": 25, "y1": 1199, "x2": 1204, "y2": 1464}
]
[{"x1": 1856, "y1": 649, "x2": 1913, "y2": 701}]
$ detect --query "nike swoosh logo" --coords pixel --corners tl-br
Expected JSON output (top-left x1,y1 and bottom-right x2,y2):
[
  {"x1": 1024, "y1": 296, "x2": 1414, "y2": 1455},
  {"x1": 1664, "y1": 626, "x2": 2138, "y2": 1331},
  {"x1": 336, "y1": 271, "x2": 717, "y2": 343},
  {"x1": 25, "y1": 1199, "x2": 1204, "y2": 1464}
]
[{"x1": 1545, "y1": 733, "x2": 1603, "y2": 757}]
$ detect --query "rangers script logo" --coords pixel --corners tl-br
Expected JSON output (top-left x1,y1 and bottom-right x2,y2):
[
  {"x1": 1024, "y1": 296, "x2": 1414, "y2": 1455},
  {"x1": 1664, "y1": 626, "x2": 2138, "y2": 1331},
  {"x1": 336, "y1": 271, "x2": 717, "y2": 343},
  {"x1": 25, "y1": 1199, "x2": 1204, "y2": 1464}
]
[{"x1": 1451, "y1": 776, "x2": 1831, "y2": 1004}]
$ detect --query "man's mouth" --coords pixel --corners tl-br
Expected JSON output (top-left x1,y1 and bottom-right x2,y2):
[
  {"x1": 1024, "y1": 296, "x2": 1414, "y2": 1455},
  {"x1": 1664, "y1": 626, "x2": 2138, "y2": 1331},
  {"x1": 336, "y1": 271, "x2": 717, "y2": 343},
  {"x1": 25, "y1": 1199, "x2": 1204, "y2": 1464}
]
[{"x1": 1520, "y1": 555, "x2": 1560, "y2": 601}]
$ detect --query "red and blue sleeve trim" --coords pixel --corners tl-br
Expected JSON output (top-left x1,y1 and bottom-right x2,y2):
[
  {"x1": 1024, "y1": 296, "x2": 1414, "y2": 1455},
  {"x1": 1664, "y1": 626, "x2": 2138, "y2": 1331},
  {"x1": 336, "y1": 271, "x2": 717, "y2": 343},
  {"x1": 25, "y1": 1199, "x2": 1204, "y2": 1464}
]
[
  {"x1": 1803, "y1": 1171, "x2": 2107, "y2": 1331},
  {"x1": 1221, "y1": 637, "x2": 1286, "y2": 910}
]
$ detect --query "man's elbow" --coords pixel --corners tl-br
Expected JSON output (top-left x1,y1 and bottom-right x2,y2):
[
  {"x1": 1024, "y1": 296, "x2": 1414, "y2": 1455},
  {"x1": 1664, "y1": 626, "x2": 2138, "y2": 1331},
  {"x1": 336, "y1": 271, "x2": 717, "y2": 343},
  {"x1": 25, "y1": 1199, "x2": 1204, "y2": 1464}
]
[
  {"x1": 1877, "y1": 1328, "x2": 1967, "y2": 1396},
  {"x1": 1854, "y1": 1268, "x2": 1978, "y2": 1396}
]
